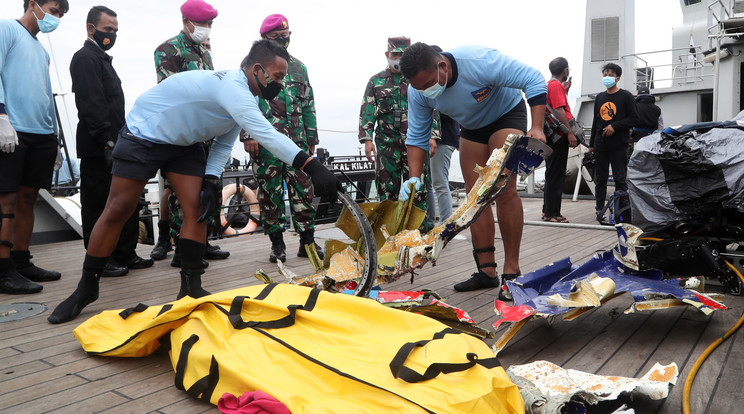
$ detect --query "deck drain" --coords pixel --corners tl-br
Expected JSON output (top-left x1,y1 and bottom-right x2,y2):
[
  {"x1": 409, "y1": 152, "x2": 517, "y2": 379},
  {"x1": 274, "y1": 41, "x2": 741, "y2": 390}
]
[{"x1": 0, "y1": 303, "x2": 47, "y2": 322}]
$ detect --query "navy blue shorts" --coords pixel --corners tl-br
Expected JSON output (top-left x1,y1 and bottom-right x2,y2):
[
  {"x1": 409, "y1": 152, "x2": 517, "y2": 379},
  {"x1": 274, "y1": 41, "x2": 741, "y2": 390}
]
[
  {"x1": 460, "y1": 100, "x2": 527, "y2": 144},
  {"x1": 0, "y1": 131, "x2": 58, "y2": 192},
  {"x1": 111, "y1": 127, "x2": 206, "y2": 181}
]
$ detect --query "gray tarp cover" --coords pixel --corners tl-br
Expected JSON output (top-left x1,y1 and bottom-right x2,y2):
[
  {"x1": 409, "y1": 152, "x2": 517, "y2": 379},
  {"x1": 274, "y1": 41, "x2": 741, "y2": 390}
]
[{"x1": 628, "y1": 113, "x2": 744, "y2": 232}]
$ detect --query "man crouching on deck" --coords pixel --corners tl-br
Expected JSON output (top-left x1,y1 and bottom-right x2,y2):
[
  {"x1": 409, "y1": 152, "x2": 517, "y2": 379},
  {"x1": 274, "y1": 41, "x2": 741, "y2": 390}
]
[{"x1": 48, "y1": 40, "x2": 342, "y2": 324}]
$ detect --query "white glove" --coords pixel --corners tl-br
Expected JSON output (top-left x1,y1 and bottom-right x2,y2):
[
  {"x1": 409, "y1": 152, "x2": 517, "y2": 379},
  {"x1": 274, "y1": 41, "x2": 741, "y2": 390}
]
[
  {"x1": 399, "y1": 176, "x2": 422, "y2": 202},
  {"x1": 54, "y1": 146, "x2": 63, "y2": 171},
  {"x1": 0, "y1": 114, "x2": 19, "y2": 153}
]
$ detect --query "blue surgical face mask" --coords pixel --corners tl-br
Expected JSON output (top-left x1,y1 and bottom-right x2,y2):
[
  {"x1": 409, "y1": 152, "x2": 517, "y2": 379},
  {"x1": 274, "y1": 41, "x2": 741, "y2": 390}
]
[
  {"x1": 602, "y1": 76, "x2": 617, "y2": 88},
  {"x1": 421, "y1": 63, "x2": 447, "y2": 99},
  {"x1": 33, "y1": 3, "x2": 60, "y2": 33}
]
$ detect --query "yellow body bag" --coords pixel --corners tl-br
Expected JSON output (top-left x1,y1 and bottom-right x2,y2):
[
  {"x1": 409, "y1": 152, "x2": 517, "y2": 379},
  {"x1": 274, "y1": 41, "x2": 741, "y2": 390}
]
[{"x1": 74, "y1": 284, "x2": 524, "y2": 413}]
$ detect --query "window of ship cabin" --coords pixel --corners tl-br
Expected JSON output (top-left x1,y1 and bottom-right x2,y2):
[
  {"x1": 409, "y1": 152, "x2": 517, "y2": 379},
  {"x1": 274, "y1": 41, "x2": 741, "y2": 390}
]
[
  {"x1": 683, "y1": 0, "x2": 701, "y2": 5},
  {"x1": 591, "y1": 17, "x2": 619, "y2": 62}
]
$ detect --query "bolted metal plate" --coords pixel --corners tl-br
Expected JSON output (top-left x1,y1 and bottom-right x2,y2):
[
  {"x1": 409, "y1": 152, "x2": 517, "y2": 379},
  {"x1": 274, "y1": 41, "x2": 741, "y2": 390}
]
[{"x1": 0, "y1": 303, "x2": 47, "y2": 322}]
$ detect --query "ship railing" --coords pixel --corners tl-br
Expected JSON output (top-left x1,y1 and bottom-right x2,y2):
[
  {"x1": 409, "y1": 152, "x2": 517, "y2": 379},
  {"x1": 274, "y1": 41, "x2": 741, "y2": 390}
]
[
  {"x1": 622, "y1": 46, "x2": 713, "y2": 90},
  {"x1": 708, "y1": 0, "x2": 736, "y2": 49}
]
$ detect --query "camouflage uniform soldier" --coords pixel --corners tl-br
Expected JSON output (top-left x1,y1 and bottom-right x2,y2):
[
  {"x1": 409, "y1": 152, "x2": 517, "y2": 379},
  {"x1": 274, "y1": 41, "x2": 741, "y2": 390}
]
[
  {"x1": 242, "y1": 14, "x2": 322, "y2": 263},
  {"x1": 150, "y1": 0, "x2": 229, "y2": 265},
  {"x1": 359, "y1": 37, "x2": 438, "y2": 219}
]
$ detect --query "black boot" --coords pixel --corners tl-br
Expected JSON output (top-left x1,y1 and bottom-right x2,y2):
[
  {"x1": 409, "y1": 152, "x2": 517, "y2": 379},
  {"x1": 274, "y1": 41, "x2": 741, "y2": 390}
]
[
  {"x1": 48, "y1": 255, "x2": 107, "y2": 324},
  {"x1": 0, "y1": 258, "x2": 42, "y2": 294},
  {"x1": 11, "y1": 250, "x2": 61, "y2": 282},
  {"x1": 269, "y1": 231, "x2": 286, "y2": 263},
  {"x1": 150, "y1": 220, "x2": 172, "y2": 261},
  {"x1": 204, "y1": 241, "x2": 230, "y2": 260},
  {"x1": 176, "y1": 239, "x2": 211, "y2": 300},
  {"x1": 177, "y1": 267, "x2": 211, "y2": 300},
  {"x1": 297, "y1": 229, "x2": 324, "y2": 259},
  {"x1": 170, "y1": 248, "x2": 209, "y2": 268}
]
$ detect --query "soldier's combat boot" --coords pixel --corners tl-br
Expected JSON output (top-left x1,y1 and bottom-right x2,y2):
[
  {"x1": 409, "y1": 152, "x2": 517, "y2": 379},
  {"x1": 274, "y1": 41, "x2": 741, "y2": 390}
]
[
  {"x1": 269, "y1": 231, "x2": 286, "y2": 263},
  {"x1": 48, "y1": 255, "x2": 108, "y2": 324},
  {"x1": 204, "y1": 241, "x2": 230, "y2": 260},
  {"x1": 297, "y1": 229, "x2": 324, "y2": 259},
  {"x1": 150, "y1": 220, "x2": 172, "y2": 261}
]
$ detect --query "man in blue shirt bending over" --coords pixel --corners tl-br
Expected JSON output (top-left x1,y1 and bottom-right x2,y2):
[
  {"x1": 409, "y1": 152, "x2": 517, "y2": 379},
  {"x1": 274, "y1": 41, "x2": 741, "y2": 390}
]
[
  {"x1": 49, "y1": 40, "x2": 342, "y2": 324},
  {"x1": 400, "y1": 42, "x2": 547, "y2": 300}
]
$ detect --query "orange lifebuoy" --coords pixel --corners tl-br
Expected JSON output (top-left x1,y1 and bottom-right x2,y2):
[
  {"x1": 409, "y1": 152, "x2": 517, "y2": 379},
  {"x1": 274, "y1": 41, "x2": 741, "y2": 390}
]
[{"x1": 220, "y1": 184, "x2": 260, "y2": 236}]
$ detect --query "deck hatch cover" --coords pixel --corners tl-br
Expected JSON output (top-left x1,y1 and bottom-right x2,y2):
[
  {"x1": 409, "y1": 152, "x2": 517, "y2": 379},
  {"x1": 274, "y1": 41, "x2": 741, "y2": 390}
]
[{"x1": 0, "y1": 303, "x2": 47, "y2": 322}]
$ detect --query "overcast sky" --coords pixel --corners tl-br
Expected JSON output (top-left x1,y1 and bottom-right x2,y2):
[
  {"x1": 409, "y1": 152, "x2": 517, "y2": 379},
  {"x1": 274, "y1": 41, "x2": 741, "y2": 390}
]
[{"x1": 0, "y1": 0, "x2": 682, "y2": 162}]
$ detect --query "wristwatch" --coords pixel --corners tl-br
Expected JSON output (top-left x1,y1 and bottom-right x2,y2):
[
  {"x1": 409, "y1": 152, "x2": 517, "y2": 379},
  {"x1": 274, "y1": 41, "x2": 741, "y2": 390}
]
[{"x1": 104, "y1": 140, "x2": 115, "y2": 149}]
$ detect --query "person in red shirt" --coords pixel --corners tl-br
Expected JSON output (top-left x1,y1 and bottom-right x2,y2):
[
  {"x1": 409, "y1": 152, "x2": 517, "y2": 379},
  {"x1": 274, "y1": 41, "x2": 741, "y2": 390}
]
[{"x1": 542, "y1": 57, "x2": 578, "y2": 223}]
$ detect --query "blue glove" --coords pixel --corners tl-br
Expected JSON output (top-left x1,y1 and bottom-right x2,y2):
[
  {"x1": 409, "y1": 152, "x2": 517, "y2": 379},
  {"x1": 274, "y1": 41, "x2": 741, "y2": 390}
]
[{"x1": 399, "y1": 177, "x2": 422, "y2": 202}]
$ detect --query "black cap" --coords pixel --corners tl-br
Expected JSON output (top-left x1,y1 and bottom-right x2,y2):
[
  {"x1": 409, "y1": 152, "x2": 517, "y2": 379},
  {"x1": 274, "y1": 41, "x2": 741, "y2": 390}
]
[{"x1": 638, "y1": 86, "x2": 650, "y2": 95}]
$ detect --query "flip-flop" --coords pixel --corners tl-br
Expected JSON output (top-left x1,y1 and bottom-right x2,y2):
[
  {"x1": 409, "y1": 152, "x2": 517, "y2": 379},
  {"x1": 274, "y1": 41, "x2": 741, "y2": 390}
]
[
  {"x1": 542, "y1": 213, "x2": 567, "y2": 221},
  {"x1": 543, "y1": 216, "x2": 569, "y2": 223}
]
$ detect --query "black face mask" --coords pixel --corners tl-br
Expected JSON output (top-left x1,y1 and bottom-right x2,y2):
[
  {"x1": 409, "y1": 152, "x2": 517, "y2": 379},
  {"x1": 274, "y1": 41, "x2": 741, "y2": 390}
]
[
  {"x1": 254, "y1": 65, "x2": 283, "y2": 100},
  {"x1": 271, "y1": 36, "x2": 290, "y2": 48},
  {"x1": 92, "y1": 29, "x2": 116, "y2": 51}
]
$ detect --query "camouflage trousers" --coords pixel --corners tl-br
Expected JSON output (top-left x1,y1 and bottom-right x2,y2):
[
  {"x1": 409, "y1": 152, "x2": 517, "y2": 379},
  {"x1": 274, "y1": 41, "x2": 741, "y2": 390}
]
[
  {"x1": 251, "y1": 146, "x2": 316, "y2": 235},
  {"x1": 375, "y1": 141, "x2": 429, "y2": 213},
  {"x1": 167, "y1": 176, "x2": 223, "y2": 240}
]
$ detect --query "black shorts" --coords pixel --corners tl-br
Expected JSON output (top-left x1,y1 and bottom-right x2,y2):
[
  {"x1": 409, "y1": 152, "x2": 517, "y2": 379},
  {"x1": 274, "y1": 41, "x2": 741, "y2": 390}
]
[
  {"x1": 111, "y1": 127, "x2": 207, "y2": 181},
  {"x1": 0, "y1": 131, "x2": 58, "y2": 192},
  {"x1": 460, "y1": 100, "x2": 527, "y2": 144}
]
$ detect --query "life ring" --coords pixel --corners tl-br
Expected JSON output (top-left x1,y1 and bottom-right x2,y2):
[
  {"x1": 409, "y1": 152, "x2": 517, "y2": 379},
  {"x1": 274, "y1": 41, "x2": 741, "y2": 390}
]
[{"x1": 220, "y1": 184, "x2": 260, "y2": 236}]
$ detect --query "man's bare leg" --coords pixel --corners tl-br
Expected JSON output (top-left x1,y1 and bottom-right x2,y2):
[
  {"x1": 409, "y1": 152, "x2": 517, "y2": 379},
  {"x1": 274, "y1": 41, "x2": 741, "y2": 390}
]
[
  {"x1": 10, "y1": 186, "x2": 37, "y2": 251},
  {"x1": 459, "y1": 138, "x2": 498, "y2": 279},
  {"x1": 10, "y1": 185, "x2": 62, "y2": 281},
  {"x1": 0, "y1": 191, "x2": 42, "y2": 294},
  {"x1": 454, "y1": 128, "x2": 524, "y2": 292},
  {"x1": 488, "y1": 128, "x2": 523, "y2": 276},
  {"x1": 48, "y1": 176, "x2": 147, "y2": 323}
]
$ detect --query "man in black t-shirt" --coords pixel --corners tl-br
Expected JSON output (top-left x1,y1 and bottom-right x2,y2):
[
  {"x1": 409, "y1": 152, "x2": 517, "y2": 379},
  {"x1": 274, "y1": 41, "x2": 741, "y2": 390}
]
[{"x1": 589, "y1": 63, "x2": 639, "y2": 222}]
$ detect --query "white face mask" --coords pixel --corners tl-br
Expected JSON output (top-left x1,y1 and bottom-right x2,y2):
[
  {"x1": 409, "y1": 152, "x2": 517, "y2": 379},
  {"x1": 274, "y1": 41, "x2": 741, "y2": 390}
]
[
  {"x1": 189, "y1": 22, "x2": 211, "y2": 44},
  {"x1": 388, "y1": 58, "x2": 401, "y2": 72}
]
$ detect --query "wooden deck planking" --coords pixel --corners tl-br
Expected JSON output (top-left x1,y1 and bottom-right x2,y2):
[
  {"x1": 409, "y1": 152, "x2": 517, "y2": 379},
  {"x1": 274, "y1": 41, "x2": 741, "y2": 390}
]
[{"x1": 1, "y1": 197, "x2": 743, "y2": 413}]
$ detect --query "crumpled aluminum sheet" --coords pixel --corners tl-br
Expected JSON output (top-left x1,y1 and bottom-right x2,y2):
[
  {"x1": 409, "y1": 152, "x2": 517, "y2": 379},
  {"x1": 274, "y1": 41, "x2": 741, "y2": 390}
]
[{"x1": 507, "y1": 360, "x2": 678, "y2": 414}]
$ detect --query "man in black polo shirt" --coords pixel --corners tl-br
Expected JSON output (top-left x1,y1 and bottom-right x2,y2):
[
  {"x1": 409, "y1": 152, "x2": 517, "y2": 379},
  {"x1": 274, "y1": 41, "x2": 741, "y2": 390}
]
[{"x1": 70, "y1": 6, "x2": 153, "y2": 277}]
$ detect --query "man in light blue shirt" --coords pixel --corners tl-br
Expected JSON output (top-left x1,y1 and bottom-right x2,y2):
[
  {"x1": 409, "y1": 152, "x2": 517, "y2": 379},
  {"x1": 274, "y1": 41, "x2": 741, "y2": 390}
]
[
  {"x1": 0, "y1": 0, "x2": 70, "y2": 295},
  {"x1": 49, "y1": 40, "x2": 342, "y2": 324},
  {"x1": 400, "y1": 43, "x2": 546, "y2": 297}
]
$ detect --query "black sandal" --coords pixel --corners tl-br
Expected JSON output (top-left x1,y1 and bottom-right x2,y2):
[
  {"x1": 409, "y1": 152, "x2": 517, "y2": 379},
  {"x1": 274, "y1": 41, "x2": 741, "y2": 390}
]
[{"x1": 454, "y1": 246, "x2": 500, "y2": 292}]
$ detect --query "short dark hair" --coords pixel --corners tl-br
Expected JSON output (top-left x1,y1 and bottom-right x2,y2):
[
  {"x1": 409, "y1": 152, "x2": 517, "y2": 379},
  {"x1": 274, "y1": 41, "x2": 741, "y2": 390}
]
[
  {"x1": 240, "y1": 39, "x2": 290, "y2": 70},
  {"x1": 24, "y1": 0, "x2": 69, "y2": 14},
  {"x1": 86, "y1": 5, "x2": 116, "y2": 26},
  {"x1": 431, "y1": 45, "x2": 443, "y2": 53},
  {"x1": 400, "y1": 42, "x2": 441, "y2": 79},
  {"x1": 602, "y1": 62, "x2": 623, "y2": 77},
  {"x1": 549, "y1": 57, "x2": 568, "y2": 76}
]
